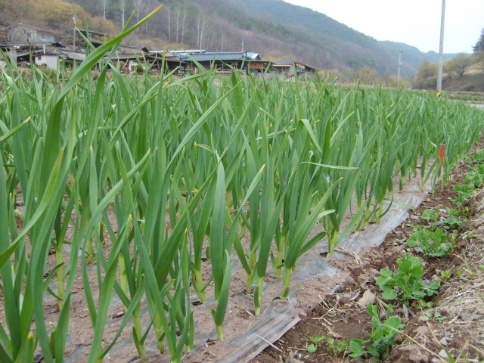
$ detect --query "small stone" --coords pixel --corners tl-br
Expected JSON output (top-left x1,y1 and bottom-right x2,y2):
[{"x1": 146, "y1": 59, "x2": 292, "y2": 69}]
[
  {"x1": 358, "y1": 289, "x2": 376, "y2": 307},
  {"x1": 439, "y1": 349, "x2": 448, "y2": 359},
  {"x1": 356, "y1": 273, "x2": 370, "y2": 285},
  {"x1": 439, "y1": 337, "x2": 449, "y2": 346},
  {"x1": 460, "y1": 310, "x2": 480, "y2": 322}
]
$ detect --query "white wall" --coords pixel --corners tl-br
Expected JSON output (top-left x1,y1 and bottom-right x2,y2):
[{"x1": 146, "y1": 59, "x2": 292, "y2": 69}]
[{"x1": 35, "y1": 55, "x2": 58, "y2": 69}]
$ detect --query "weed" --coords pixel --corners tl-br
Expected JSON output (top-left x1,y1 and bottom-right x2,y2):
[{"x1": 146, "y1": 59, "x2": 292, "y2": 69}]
[
  {"x1": 419, "y1": 311, "x2": 446, "y2": 322},
  {"x1": 326, "y1": 338, "x2": 347, "y2": 356},
  {"x1": 407, "y1": 228, "x2": 453, "y2": 258},
  {"x1": 440, "y1": 208, "x2": 466, "y2": 229},
  {"x1": 441, "y1": 270, "x2": 452, "y2": 280},
  {"x1": 421, "y1": 208, "x2": 439, "y2": 223},
  {"x1": 348, "y1": 304, "x2": 405, "y2": 360},
  {"x1": 456, "y1": 268, "x2": 469, "y2": 281},
  {"x1": 461, "y1": 229, "x2": 477, "y2": 240},
  {"x1": 376, "y1": 254, "x2": 440, "y2": 305},
  {"x1": 453, "y1": 184, "x2": 475, "y2": 205},
  {"x1": 306, "y1": 335, "x2": 347, "y2": 356},
  {"x1": 306, "y1": 335, "x2": 325, "y2": 353}
]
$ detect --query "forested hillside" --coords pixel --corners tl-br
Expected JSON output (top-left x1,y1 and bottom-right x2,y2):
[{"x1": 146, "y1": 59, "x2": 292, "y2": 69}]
[
  {"x1": 238, "y1": 0, "x2": 458, "y2": 78},
  {"x1": 0, "y1": 0, "x2": 454, "y2": 78}
]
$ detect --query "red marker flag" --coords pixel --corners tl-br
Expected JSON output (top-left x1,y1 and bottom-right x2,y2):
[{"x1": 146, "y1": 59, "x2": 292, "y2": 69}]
[{"x1": 439, "y1": 144, "x2": 445, "y2": 166}]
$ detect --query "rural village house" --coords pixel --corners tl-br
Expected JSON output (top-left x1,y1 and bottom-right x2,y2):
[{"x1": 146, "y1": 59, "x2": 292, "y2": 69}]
[
  {"x1": 7, "y1": 24, "x2": 65, "y2": 45},
  {"x1": 0, "y1": 23, "x2": 317, "y2": 76}
]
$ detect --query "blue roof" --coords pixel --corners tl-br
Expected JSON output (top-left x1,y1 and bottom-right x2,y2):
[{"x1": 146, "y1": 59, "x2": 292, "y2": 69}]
[
  {"x1": 175, "y1": 51, "x2": 262, "y2": 62},
  {"x1": 178, "y1": 52, "x2": 245, "y2": 62}
]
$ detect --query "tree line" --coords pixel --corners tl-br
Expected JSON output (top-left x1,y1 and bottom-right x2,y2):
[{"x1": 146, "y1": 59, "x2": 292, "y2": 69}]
[{"x1": 412, "y1": 29, "x2": 484, "y2": 90}]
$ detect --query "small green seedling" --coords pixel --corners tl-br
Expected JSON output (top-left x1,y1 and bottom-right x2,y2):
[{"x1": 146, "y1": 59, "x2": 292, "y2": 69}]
[
  {"x1": 421, "y1": 208, "x2": 439, "y2": 223},
  {"x1": 348, "y1": 304, "x2": 405, "y2": 360},
  {"x1": 307, "y1": 344, "x2": 317, "y2": 353},
  {"x1": 418, "y1": 300, "x2": 433, "y2": 309},
  {"x1": 326, "y1": 338, "x2": 347, "y2": 356},
  {"x1": 441, "y1": 270, "x2": 452, "y2": 280},
  {"x1": 452, "y1": 184, "x2": 474, "y2": 205},
  {"x1": 307, "y1": 335, "x2": 325, "y2": 353},
  {"x1": 440, "y1": 208, "x2": 465, "y2": 230},
  {"x1": 419, "y1": 311, "x2": 446, "y2": 322},
  {"x1": 456, "y1": 268, "x2": 468, "y2": 281},
  {"x1": 461, "y1": 229, "x2": 477, "y2": 240},
  {"x1": 376, "y1": 254, "x2": 440, "y2": 305},
  {"x1": 407, "y1": 228, "x2": 452, "y2": 258}
]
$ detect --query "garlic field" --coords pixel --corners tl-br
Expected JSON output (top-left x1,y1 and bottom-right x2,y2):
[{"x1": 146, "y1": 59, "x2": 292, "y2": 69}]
[{"x1": 1, "y1": 13, "x2": 484, "y2": 363}]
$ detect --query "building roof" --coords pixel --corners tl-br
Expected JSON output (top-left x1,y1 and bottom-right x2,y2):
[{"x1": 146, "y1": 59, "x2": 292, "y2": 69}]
[
  {"x1": 109, "y1": 54, "x2": 185, "y2": 65},
  {"x1": 142, "y1": 48, "x2": 177, "y2": 58},
  {"x1": 78, "y1": 29, "x2": 107, "y2": 38},
  {"x1": 272, "y1": 61, "x2": 294, "y2": 66},
  {"x1": 175, "y1": 51, "x2": 262, "y2": 63},
  {"x1": 180, "y1": 52, "x2": 245, "y2": 62},
  {"x1": 59, "y1": 50, "x2": 86, "y2": 61},
  {"x1": 8, "y1": 23, "x2": 64, "y2": 36},
  {"x1": 246, "y1": 52, "x2": 261, "y2": 60}
]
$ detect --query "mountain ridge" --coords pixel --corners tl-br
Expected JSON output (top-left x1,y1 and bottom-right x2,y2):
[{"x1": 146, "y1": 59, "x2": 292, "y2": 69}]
[
  {"x1": 0, "y1": 0, "x2": 457, "y2": 78},
  {"x1": 236, "y1": 0, "x2": 456, "y2": 78}
]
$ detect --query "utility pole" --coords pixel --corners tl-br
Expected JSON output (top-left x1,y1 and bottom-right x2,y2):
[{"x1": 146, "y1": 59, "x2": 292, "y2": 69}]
[
  {"x1": 73, "y1": 13, "x2": 77, "y2": 51},
  {"x1": 437, "y1": 0, "x2": 445, "y2": 92},
  {"x1": 397, "y1": 50, "x2": 403, "y2": 87}
]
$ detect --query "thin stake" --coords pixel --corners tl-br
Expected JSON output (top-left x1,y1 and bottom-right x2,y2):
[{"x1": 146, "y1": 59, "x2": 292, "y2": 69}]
[{"x1": 256, "y1": 335, "x2": 283, "y2": 353}]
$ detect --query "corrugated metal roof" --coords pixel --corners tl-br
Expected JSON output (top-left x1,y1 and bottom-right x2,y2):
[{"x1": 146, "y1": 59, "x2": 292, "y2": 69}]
[
  {"x1": 179, "y1": 53, "x2": 245, "y2": 62},
  {"x1": 60, "y1": 51, "x2": 86, "y2": 61},
  {"x1": 272, "y1": 61, "x2": 294, "y2": 66},
  {"x1": 7, "y1": 24, "x2": 64, "y2": 35}
]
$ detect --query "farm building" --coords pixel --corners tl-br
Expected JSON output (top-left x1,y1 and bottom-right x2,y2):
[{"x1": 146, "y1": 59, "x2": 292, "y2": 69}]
[
  {"x1": 109, "y1": 53, "x2": 186, "y2": 74},
  {"x1": 271, "y1": 60, "x2": 316, "y2": 77},
  {"x1": 7, "y1": 24, "x2": 64, "y2": 45},
  {"x1": 172, "y1": 51, "x2": 269, "y2": 75}
]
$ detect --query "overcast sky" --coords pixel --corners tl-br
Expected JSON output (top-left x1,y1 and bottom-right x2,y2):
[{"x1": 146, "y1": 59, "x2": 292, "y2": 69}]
[{"x1": 282, "y1": 0, "x2": 484, "y2": 54}]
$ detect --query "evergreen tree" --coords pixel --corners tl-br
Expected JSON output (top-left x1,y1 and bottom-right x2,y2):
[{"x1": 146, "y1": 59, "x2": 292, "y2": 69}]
[{"x1": 473, "y1": 28, "x2": 484, "y2": 53}]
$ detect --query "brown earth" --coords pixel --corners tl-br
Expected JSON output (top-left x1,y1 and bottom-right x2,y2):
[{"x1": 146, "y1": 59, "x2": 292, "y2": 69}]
[{"x1": 250, "y1": 149, "x2": 484, "y2": 363}]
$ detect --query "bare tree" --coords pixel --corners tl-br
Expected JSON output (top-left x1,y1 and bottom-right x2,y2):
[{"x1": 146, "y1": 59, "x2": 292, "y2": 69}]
[
  {"x1": 444, "y1": 52, "x2": 472, "y2": 78},
  {"x1": 140, "y1": 0, "x2": 157, "y2": 33},
  {"x1": 197, "y1": 14, "x2": 200, "y2": 48},
  {"x1": 197, "y1": 15, "x2": 205, "y2": 49},
  {"x1": 180, "y1": 5, "x2": 187, "y2": 44},
  {"x1": 120, "y1": 0, "x2": 126, "y2": 29},
  {"x1": 99, "y1": 0, "x2": 109, "y2": 19},
  {"x1": 175, "y1": 5, "x2": 180, "y2": 43},
  {"x1": 167, "y1": 6, "x2": 171, "y2": 41},
  {"x1": 133, "y1": 0, "x2": 142, "y2": 23}
]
